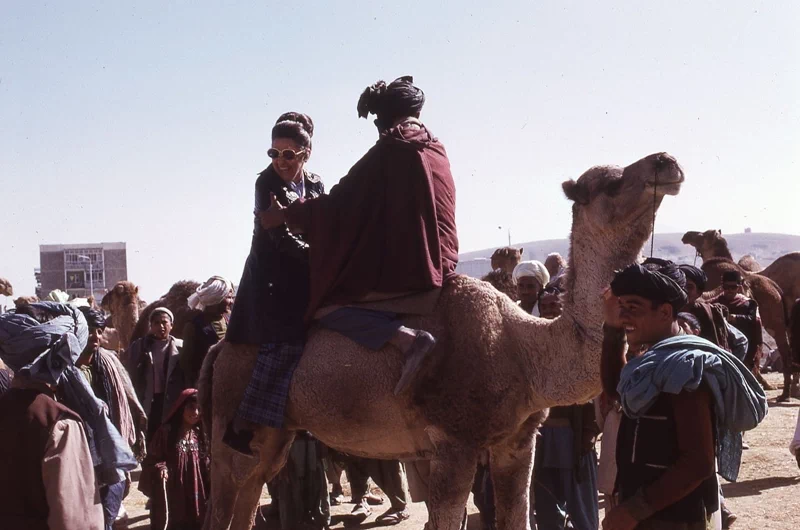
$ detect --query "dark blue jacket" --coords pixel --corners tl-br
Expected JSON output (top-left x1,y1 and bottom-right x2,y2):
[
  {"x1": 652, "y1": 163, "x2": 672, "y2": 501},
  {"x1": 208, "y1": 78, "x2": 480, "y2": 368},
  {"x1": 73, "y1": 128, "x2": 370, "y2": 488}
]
[{"x1": 226, "y1": 167, "x2": 324, "y2": 344}]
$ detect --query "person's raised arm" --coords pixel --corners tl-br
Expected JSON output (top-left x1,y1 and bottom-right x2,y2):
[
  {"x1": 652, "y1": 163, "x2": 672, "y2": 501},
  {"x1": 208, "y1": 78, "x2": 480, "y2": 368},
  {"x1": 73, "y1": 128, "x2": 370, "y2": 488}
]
[{"x1": 601, "y1": 288, "x2": 627, "y2": 401}]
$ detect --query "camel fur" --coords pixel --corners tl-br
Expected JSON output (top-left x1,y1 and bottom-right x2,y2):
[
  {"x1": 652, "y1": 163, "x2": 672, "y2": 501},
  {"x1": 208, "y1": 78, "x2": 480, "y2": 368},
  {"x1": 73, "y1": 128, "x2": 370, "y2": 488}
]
[
  {"x1": 759, "y1": 253, "x2": 800, "y2": 315},
  {"x1": 100, "y1": 281, "x2": 141, "y2": 355},
  {"x1": 738, "y1": 254, "x2": 763, "y2": 273},
  {"x1": 0, "y1": 277, "x2": 12, "y2": 297},
  {"x1": 200, "y1": 153, "x2": 684, "y2": 530},
  {"x1": 131, "y1": 280, "x2": 200, "y2": 343}
]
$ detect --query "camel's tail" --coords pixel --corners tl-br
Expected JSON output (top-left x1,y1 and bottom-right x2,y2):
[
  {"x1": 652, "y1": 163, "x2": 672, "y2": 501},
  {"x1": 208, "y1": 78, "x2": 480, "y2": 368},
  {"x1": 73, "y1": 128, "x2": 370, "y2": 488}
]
[{"x1": 198, "y1": 340, "x2": 224, "y2": 435}]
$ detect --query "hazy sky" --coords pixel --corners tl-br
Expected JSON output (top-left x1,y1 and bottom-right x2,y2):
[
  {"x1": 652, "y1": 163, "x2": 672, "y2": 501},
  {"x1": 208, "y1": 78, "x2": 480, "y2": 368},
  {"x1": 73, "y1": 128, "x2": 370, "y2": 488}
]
[{"x1": 2, "y1": 1, "x2": 798, "y2": 302}]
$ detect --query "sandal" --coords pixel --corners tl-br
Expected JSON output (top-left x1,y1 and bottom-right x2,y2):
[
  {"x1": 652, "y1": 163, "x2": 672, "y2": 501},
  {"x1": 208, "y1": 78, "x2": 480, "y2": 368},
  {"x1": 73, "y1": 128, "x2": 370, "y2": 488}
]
[{"x1": 376, "y1": 508, "x2": 410, "y2": 526}]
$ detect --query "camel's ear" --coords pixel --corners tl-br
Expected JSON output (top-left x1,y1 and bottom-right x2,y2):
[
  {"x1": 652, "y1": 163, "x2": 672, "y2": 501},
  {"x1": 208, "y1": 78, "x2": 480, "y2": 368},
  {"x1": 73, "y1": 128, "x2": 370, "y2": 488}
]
[
  {"x1": 718, "y1": 229, "x2": 722, "y2": 235},
  {"x1": 134, "y1": 286, "x2": 139, "y2": 295},
  {"x1": 562, "y1": 180, "x2": 589, "y2": 205},
  {"x1": 519, "y1": 248, "x2": 524, "y2": 256}
]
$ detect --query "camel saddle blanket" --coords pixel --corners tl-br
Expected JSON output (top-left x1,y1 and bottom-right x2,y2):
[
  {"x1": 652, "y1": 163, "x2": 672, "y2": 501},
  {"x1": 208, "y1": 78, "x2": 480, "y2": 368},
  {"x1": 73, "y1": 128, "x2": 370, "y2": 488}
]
[{"x1": 313, "y1": 288, "x2": 442, "y2": 320}]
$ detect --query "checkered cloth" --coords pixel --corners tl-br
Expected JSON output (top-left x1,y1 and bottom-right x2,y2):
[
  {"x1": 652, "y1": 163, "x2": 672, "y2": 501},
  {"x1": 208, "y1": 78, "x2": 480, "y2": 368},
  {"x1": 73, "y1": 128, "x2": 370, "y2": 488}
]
[{"x1": 237, "y1": 341, "x2": 304, "y2": 428}]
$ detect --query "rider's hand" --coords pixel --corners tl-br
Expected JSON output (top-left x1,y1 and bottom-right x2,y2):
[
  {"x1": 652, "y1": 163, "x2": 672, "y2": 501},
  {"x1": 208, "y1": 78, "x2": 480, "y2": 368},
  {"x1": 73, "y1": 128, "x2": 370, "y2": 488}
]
[
  {"x1": 602, "y1": 505, "x2": 638, "y2": 530},
  {"x1": 259, "y1": 193, "x2": 286, "y2": 229}
]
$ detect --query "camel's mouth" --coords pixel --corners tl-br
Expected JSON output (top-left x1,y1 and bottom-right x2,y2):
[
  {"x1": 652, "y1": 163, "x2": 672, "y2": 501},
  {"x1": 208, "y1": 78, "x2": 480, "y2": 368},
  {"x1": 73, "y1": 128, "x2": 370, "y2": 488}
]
[{"x1": 645, "y1": 175, "x2": 684, "y2": 195}]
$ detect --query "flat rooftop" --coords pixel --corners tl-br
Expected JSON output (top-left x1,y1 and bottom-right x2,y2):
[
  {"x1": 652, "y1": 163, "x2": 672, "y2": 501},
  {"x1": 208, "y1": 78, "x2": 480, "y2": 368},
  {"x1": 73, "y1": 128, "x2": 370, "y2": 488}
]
[{"x1": 39, "y1": 242, "x2": 126, "y2": 252}]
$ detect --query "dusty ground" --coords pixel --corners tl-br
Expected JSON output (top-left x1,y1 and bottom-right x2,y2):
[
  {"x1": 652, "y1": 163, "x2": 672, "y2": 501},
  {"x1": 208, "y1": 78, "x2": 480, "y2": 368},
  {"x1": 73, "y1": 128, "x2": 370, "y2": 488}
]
[{"x1": 125, "y1": 372, "x2": 800, "y2": 529}]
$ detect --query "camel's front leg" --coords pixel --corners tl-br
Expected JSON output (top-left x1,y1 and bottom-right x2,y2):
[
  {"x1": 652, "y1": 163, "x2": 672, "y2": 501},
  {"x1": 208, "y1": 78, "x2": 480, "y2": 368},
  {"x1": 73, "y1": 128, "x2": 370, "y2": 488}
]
[
  {"x1": 489, "y1": 414, "x2": 543, "y2": 530},
  {"x1": 205, "y1": 422, "x2": 294, "y2": 530},
  {"x1": 229, "y1": 474, "x2": 267, "y2": 530},
  {"x1": 426, "y1": 437, "x2": 479, "y2": 530}
]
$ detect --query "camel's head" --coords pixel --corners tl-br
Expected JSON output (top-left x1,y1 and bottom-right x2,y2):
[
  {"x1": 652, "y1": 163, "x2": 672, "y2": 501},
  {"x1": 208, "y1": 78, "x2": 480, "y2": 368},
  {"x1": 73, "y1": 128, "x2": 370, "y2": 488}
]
[
  {"x1": 14, "y1": 295, "x2": 39, "y2": 309},
  {"x1": 0, "y1": 277, "x2": 12, "y2": 297},
  {"x1": 563, "y1": 152, "x2": 683, "y2": 242},
  {"x1": 681, "y1": 229, "x2": 724, "y2": 257},
  {"x1": 101, "y1": 281, "x2": 140, "y2": 312},
  {"x1": 491, "y1": 247, "x2": 524, "y2": 274}
]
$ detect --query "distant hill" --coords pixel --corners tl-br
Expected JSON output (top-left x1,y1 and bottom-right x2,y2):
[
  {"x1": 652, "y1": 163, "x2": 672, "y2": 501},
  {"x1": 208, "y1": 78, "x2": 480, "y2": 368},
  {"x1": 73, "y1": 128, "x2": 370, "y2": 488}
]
[{"x1": 456, "y1": 232, "x2": 800, "y2": 278}]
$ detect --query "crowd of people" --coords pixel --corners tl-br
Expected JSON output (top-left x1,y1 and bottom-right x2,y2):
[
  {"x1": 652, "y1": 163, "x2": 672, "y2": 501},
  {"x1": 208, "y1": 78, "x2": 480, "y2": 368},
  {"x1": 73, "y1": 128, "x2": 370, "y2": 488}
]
[{"x1": 0, "y1": 75, "x2": 798, "y2": 530}]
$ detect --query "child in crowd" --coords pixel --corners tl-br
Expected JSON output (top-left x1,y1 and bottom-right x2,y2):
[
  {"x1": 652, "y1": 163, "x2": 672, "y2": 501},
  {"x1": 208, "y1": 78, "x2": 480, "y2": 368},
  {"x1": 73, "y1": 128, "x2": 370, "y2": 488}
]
[{"x1": 140, "y1": 388, "x2": 209, "y2": 530}]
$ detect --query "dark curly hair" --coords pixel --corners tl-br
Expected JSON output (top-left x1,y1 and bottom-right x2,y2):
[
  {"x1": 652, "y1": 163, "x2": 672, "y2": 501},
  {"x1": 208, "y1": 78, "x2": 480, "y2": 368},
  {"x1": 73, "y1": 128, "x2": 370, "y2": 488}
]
[
  {"x1": 272, "y1": 111, "x2": 314, "y2": 151},
  {"x1": 357, "y1": 76, "x2": 425, "y2": 131}
]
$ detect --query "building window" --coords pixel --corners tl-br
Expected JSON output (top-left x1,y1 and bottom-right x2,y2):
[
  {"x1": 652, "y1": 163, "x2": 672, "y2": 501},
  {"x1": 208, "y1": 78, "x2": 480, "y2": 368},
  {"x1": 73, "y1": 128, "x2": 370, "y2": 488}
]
[
  {"x1": 66, "y1": 270, "x2": 86, "y2": 289},
  {"x1": 64, "y1": 249, "x2": 103, "y2": 265}
]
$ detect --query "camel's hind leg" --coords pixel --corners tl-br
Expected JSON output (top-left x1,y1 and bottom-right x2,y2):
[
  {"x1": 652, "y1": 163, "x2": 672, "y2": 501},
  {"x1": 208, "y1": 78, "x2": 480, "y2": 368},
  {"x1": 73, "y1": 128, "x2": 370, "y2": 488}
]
[
  {"x1": 426, "y1": 437, "x2": 479, "y2": 530},
  {"x1": 489, "y1": 413, "x2": 544, "y2": 530}
]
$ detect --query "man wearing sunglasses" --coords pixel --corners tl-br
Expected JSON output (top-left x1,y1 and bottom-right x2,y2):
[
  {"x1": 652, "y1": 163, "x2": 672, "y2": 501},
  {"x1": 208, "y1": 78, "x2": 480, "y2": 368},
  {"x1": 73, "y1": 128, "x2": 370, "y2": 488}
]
[
  {"x1": 258, "y1": 76, "x2": 459, "y2": 395},
  {"x1": 708, "y1": 271, "x2": 764, "y2": 382}
]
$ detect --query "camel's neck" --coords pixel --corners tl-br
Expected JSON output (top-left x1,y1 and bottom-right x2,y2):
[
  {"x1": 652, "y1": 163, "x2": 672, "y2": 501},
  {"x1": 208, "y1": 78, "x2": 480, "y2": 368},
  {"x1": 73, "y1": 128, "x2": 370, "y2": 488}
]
[
  {"x1": 702, "y1": 239, "x2": 733, "y2": 261},
  {"x1": 533, "y1": 219, "x2": 651, "y2": 406},
  {"x1": 115, "y1": 303, "x2": 139, "y2": 349}
]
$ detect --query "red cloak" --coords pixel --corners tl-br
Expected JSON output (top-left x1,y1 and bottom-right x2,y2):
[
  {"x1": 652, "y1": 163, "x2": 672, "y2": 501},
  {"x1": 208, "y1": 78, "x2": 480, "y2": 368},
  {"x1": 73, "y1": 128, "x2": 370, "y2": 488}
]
[{"x1": 284, "y1": 121, "x2": 458, "y2": 319}]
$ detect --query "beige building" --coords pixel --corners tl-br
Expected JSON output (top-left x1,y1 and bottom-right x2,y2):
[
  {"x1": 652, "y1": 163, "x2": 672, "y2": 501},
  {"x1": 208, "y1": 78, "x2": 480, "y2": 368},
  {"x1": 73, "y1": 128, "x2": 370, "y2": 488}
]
[{"x1": 36, "y1": 242, "x2": 127, "y2": 299}]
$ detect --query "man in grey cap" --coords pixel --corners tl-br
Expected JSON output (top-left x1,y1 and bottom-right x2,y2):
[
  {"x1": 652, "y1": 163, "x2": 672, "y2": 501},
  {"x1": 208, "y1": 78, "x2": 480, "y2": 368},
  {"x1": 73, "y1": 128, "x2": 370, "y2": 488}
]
[{"x1": 127, "y1": 307, "x2": 185, "y2": 440}]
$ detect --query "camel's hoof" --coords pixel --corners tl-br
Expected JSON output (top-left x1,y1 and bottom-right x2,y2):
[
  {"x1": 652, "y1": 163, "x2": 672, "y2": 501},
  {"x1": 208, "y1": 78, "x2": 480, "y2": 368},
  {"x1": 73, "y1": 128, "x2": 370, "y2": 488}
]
[{"x1": 776, "y1": 392, "x2": 791, "y2": 403}]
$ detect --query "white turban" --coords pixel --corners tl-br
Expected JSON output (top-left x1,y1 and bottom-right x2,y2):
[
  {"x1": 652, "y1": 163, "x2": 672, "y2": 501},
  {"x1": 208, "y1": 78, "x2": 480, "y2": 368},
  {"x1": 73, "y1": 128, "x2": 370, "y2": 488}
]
[
  {"x1": 151, "y1": 307, "x2": 175, "y2": 323},
  {"x1": 46, "y1": 289, "x2": 70, "y2": 303},
  {"x1": 188, "y1": 275, "x2": 233, "y2": 310},
  {"x1": 512, "y1": 260, "x2": 550, "y2": 287}
]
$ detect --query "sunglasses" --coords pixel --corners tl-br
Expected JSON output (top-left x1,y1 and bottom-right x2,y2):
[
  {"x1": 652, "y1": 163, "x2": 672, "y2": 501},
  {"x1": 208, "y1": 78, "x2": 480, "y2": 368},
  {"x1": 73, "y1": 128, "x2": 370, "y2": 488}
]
[{"x1": 268, "y1": 148, "x2": 305, "y2": 161}]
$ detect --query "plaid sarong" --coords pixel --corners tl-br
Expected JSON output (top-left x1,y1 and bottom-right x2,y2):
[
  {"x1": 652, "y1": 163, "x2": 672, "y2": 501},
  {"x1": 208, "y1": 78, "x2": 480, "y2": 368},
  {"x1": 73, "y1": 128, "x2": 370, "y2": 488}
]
[{"x1": 237, "y1": 341, "x2": 304, "y2": 428}]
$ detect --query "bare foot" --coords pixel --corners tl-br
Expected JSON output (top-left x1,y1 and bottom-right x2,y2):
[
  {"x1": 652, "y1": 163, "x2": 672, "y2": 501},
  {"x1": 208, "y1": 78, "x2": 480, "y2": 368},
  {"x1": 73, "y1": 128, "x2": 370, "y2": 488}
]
[{"x1": 394, "y1": 331, "x2": 436, "y2": 395}]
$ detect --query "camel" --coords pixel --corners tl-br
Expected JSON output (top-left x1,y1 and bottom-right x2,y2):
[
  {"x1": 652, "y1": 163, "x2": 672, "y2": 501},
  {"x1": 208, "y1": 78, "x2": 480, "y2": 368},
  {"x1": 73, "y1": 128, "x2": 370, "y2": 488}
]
[
  {"x1": 490, "y1": 247, "x2": 523, "y2": 274},
  {"x1": 0, "y1": 277, "x2": 12, "y2": 297},
  {"x1": 198, "y1": 152, "x2": 684, "y2": 530},
  {"x1": 682, "y1": 229, "x2": 794, "y2": 395},
  {"x1": 759, "y1": 253, "x2": 800, "y2": 313},
  {"x1": 738, "y1": 254, "x2": 762, "y2": 273},
  {"x1": 100, "y1": 281, "x2": 142, "y2": 354},
  {"x1": 130, "y1": 280, "x2": 200, "y2": 343},
  {"x1": 682, "y1": 229, "x2": 800, "y2": 313},
  {"x1": 13, "y1": 295, "x2": 39, "y2": 309},
  {"x1": 0, "y1": 278, "x2": 12, "y2": 314}
]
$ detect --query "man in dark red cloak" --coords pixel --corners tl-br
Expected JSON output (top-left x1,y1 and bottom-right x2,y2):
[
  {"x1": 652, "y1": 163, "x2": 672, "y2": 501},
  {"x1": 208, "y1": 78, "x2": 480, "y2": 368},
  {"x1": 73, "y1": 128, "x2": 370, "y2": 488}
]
[{"x1": 259, "y1": 76, "x2": 458, "y2": 393}]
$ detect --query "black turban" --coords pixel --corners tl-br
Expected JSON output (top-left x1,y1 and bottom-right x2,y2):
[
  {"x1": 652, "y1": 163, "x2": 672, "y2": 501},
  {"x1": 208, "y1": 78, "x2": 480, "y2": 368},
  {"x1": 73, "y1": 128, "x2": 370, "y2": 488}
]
[
  {"x1": 79, "y1": 306, "x2": 106, "y2": 329},
  {"x1": 642, "y1": 257, "x2": 674, "y2": 269},
  {"x1": 679, "y1": 264, "x2": 707, "y2": 293},
  {"x1": 611, "y1": 263, "x2": 688, "y2": 315},
  {"x1": 357, "y1": 76, "x2": 425, "y2": 131},
  {"x1": 677, "y1": 312, "x2": 702, "y2": 332}
]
